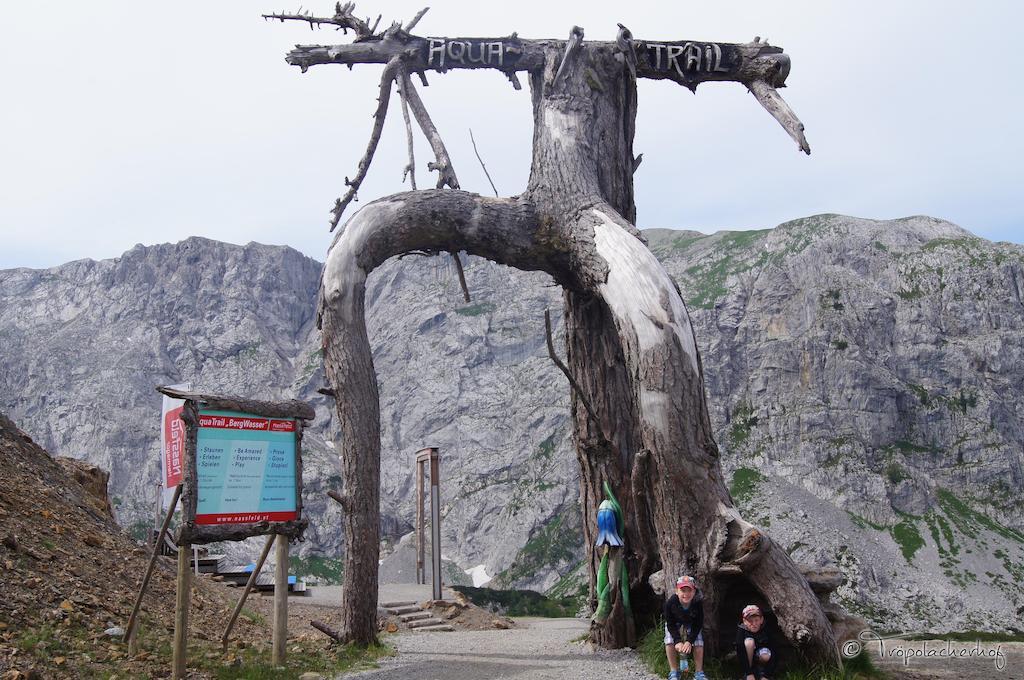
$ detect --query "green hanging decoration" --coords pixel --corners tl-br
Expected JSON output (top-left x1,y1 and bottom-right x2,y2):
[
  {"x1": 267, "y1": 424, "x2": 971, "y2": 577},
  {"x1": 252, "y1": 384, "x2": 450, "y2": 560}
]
[{"x1": 593, "y1": 481, "x2": 631, "y2": 625}]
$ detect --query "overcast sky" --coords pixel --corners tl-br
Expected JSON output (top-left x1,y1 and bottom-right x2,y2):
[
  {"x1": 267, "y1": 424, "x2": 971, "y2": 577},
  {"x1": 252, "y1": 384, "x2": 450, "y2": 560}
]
[{"x1": 1, "y1": 1, "x2": 1021, "y2": 270}]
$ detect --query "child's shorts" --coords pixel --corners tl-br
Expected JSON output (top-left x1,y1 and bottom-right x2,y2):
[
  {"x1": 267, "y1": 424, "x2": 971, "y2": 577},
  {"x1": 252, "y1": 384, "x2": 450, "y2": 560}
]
[{"x1": 663, "y1": 624, "x2": 704, "y2": 646}]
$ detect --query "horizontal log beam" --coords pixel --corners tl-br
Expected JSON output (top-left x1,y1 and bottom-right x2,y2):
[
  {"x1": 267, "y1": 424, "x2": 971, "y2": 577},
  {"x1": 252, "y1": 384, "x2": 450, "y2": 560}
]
[
  {"x1": 283, "y1": 34, "x2": 791, "y2": 88},
  {"x1": 156, "y1": 386, "x2": 315, "y2": 420}
]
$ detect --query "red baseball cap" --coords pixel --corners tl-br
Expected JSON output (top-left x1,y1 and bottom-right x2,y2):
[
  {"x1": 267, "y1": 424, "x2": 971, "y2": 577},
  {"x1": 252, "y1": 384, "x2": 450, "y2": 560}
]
[{"x1": 675, "y1": 576, "x2": 697, "y2": 590}]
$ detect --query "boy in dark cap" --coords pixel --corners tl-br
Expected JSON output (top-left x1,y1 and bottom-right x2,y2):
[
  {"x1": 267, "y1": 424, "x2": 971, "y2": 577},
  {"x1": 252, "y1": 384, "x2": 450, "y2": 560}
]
[{"x1": 736, "y1": 604, "x2": 777, "y2": 679}]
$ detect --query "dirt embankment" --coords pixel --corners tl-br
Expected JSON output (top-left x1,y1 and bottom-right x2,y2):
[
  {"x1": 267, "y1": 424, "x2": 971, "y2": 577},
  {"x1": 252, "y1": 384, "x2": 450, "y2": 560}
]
[{"x1": 0, "y1": 412, "x2": 353, "y2": 679}]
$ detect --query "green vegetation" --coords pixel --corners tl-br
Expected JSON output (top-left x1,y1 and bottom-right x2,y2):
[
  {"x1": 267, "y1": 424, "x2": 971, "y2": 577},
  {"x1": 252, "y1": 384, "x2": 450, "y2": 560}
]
[
  {"x1": 451, "y1": 585, "x2": 579, "y2": 617},
  {"x1": 12, "y1": 618, "x2": 389, "y2": 680},
  {"x1": 907, "y1": 383, "x2": 930, "y2": 406},
  {"x1": 728, "y1": 402, "x2": 760, "y2": 448},
  {"x1": 892, "y1": 440, "x2": 936, "y2": 455},
  {"x1": 822, "y1": 289, "x2": 844, "y2": 311},
  {"x1": 128, "y1": 519, "x2": 152, "y2": 543},
  {"x1": 896, "y1": 286, "x2": 924, "y2": 300},
  {"x1": 455, "y1": 301, "x2": 496, "y2": 316},
  {"x1": 935, "y1": 488, "x2": 1024, "y2": 543},
  {"x1": 890, "y1": 520, "x2": 924, "y2": 564},
  {"x1": 681, "y1": 229, "x2": 770, "y2": 309},
  {"x1": 884, "y1": 463, "x2": 907, "y2": 485},
  {"x1": 240, "y1": 608, "x2": 265, "y2": 625},
  {"x1": 730, "y1": 467, "x2": 765, "y2": 505},
  {"x1": 638, "y1": 622, "x2": 886, "y2": 679},
  {"x1": 832, "y1": 339, "x2": 849, "y2": 350},
  {"x1": 494, "y1": 506, "x2": 581, "y2": 587},
  {"x1": 847, "y1": 512, "x2": 887, "y2": 532},
  {"x1": 290, "y1": 554, "x2": 345, "y2": 585},
  {"x1": 545, "y1": 563, "x2": 587, "y2": 603}
]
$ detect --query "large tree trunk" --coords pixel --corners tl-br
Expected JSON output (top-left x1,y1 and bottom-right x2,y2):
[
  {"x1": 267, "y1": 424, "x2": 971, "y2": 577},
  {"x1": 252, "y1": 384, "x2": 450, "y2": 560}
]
[{"x1": 319, "y1": 36, "x2": 839, "y2": 666}]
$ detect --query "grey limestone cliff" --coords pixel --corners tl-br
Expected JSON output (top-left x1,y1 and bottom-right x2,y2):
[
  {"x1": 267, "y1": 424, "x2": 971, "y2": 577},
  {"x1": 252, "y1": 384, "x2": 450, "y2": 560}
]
[{"x1": 1, "y1": 214, "x2": 1022, "y2": 631}]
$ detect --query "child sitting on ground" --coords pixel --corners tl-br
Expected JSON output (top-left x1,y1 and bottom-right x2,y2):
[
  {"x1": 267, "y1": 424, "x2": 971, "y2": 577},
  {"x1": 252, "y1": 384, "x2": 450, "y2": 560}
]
[
  {"x1": 663, "y1": 575, "x2": 706, "y2": 680},
  {"x1": 736, "y1": 604, "x2": 777, "y2": 680}
]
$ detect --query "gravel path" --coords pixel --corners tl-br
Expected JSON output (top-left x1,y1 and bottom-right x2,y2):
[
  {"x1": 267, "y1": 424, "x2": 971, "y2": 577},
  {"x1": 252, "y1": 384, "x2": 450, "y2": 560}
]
[
  {"x1": 867, "y1": 638, "x2": 1024, "y2": 680},
  {"x1": 342, "y1": 618, "x2": 657, "y2": 680}
]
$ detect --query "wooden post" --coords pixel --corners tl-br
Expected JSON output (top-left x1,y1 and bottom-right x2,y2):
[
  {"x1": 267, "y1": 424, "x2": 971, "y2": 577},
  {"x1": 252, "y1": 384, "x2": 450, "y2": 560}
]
[
  {"x1": 173, "y1": 539, "x2": 191, "y2": 680},
  {"x1": 429, "y1": 450, "x2": 442, "y2": 601},
  {"x1": 151, "y1": 483, "x2": 163, "y2": 550},
  {"x1": 416, "y1": 457, "x2": 425, "y2": 585},
  {"x1": 126, "y1": 484, "x2": 182, "y2": 654},
  {"x1": 221, "y1": 534, "x2": 276, "y2": 649},
  {"x1": 416, "y1": 447, "x2": 441, "y2": 600},
  {"x1": 272, "y1": 534, "x2": 289, "y2": 666}
]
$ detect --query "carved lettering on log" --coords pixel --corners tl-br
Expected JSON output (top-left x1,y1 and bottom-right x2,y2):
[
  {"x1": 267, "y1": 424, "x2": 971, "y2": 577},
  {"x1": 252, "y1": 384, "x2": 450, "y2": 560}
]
[
  {"x1": 424, "y1": 37, "x2": 521, "y2": 70},
  {"x1": 644, "y1": 41, "x2": 732, "y2": 76}
]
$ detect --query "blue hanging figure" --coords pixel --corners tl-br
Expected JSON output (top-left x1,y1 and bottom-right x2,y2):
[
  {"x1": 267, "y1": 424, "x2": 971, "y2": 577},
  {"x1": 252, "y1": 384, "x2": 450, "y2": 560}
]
[
  {"x1": 593, "y1": 481, "x2": 630, "y2": 627},
  {"x1": 595, "y1": 498, "x2": 623, "y2": 547}
]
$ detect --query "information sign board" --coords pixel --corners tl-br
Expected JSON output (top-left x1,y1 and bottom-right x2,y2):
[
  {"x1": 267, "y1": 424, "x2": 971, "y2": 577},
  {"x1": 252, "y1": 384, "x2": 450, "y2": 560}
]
[{"x1": 195, "y1": 409, "x2": 298, "y2": 525}]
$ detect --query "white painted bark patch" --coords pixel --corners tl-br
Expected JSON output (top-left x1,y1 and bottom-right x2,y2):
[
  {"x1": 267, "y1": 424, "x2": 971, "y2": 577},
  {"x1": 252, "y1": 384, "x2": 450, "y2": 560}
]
[
  {"x1": 323, "y1": 198, "x2": 405, "y2": 302},
  {"x1": 590, "y1": 209, "x2": 699, "y2": 373}
]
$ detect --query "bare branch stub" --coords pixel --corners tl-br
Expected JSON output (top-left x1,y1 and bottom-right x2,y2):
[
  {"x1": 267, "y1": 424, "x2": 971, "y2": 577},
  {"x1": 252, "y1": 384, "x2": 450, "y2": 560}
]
[
  {"x1": 552, "y1": 25, "x2": 585, "y2": 89},
  {"x1": 263, "y1": 2, "x2": 379, "y2": 39},
  {"x1": 397, "y1": 64, "x2": 418, "y2": 190},
  {"x1": 399, "y1": 71, "x2": 459, "y2": 190},
  {"x1": 469, "y1": 129, "x2": 499, "y2": 198},
  {"x1": 404, "y1": 6, "x2": 429, "y2": 32},
  {"x1": 329, "y1": 56, "x2": 402, "y2": 231},
  {"x1": 544, "y1": 309, "x2": 602, "y2": 431}
]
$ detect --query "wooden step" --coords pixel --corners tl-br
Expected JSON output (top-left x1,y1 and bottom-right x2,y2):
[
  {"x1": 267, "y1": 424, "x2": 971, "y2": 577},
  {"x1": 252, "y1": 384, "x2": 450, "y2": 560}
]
[
  {"x1": 379, "y1": 600, "x2": 418, "y2": 608},
  {"x1": 399, "y1": 612, "x2": 432, "y2": 622},
  {"x1": 387, "y1": 605, "x2": 423, "y2": 615},
  {"x1": 413, "y1": 623, "x2": 454, "y2": 632},
  {"x1": 407, "y1": 617, "x2": 445, "y2": 629}
]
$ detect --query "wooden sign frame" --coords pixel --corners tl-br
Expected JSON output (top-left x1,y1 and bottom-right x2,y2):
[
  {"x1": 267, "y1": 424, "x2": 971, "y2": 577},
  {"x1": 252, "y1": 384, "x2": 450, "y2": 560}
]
[{"x1": 157, "y1": 386, "x2": 313, "y2": 545}]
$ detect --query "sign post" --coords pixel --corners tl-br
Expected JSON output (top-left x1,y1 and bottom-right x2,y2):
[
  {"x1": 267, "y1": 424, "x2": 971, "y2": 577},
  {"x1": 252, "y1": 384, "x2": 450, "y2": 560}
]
[
  {"x1": 154, "y1": 386, "x2": 313, "y2": 676},
  {"x1": 415, "y1": 447, "x2": 441, "y2": 600}
]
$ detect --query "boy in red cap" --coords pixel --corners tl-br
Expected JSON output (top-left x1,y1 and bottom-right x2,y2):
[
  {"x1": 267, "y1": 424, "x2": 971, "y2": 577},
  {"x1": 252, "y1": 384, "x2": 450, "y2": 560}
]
[
  {"x1": 736, "y1": 604, "x2": 777, "y2": 679},
  {"x1": 663, "y1": 575, "x2": 706, "y2": 680}
]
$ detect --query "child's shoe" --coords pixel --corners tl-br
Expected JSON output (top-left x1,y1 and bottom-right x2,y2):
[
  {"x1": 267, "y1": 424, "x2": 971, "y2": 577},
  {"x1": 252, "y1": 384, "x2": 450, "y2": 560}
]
[
  {"x1": 693, "y1": 672, "x2": 707, "y2": 680},
  {"x1": 667, "y1": 671, "x2": 681, "y2": 680}
]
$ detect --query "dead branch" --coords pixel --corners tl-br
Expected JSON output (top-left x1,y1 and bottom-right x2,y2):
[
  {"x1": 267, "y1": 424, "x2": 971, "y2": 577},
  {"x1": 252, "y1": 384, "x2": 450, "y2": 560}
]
[
  {"x1": 469, "y1": 129, "x2": 498, "y2": 198},
  {"x1": 404, "y1": 6, "x2": 429, "y2": 32},
  {"x1": 616, "y1": 24, "x2": 637, "y2": 79},
  {"x1": 263, "y1": 2, "x2": 378, "y2": 39},
  {"x1": 311, "y1": 619, "x2": 344, "y2": 642},
  {"x1": 397, "y1": 65, "x2": 417, "y2": 190},
  {"x1": 452, "y1": 252, "x2": 470, "y2": 302},
  {"x1": 398, "y1": 70, "x2": 459, "y2": 190},
  {"x1": 544, "y1": 309, "x2": 601, "y2": 428},
  {"x1": 748, "y1": 78, "x2": 810, "y2": 154},
  {"x1": 330, "y1": 56, "x2": 401, "y2": 231},
  {"x1": 553, "y1": 26, "x2": 585, "y2": 89}
]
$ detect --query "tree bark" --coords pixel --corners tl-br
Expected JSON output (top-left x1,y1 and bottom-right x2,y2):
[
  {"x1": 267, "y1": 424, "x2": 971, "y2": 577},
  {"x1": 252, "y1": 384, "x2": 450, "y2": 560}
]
[{"x1": 312, "y1": 18, "x2": 837, "y2": 666}]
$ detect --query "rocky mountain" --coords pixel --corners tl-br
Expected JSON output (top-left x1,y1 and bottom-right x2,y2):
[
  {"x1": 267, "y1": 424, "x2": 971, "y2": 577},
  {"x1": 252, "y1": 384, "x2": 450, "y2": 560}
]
[{"x1": 1, "y1": 214, "x2": 1022, "y2": 632}]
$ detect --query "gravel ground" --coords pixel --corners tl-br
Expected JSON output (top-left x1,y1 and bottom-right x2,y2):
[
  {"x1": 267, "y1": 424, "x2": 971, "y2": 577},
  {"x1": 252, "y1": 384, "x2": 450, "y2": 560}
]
[{"x1": 342, "y1": 617, "x2": 657, "y2": 680}]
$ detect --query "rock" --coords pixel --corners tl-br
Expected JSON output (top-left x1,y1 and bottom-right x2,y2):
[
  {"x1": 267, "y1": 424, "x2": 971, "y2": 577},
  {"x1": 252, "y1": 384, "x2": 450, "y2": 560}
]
[
  {"x1": 492, "y1": 619, "x2": 510, "y2": 629},
  {"x1": 104, "y1": 626, "x2": 125, "y2": 637},
  {"x1": 1, "y1": 218, "x2": 1023, "y2": 631},
  {"x1": 58, "y1": 458, "x2": 115, "y2": 519},
  {"x1": 385, "y1": 622, "x2": 398, "y2": 633}
]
